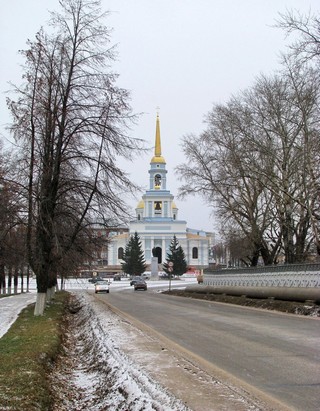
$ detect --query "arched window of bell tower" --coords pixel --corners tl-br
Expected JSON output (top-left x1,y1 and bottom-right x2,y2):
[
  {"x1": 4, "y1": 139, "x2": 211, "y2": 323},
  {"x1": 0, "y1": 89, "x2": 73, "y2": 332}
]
[
  {"x1": 154, "y1": 174, "x2": 161, "y2": 189},
  {"x1": 154, "y1": 201, "x2": 162, "y2": 216}
]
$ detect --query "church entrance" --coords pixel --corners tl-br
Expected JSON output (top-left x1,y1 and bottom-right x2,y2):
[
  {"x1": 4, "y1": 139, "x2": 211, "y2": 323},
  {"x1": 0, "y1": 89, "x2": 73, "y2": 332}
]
[{"x1": 152, "y1": 246, "x2": 162, "y2": 264}]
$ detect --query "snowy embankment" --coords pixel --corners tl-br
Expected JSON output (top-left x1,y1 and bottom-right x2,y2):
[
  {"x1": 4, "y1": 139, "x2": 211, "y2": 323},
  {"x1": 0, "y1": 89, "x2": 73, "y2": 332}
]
[{"x1": 49, "y1": 292, "x2": 191, "y2": 411}]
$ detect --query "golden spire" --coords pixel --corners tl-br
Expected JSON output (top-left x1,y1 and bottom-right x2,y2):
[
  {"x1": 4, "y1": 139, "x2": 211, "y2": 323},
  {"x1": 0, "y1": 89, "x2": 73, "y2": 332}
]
[
  {"x1": 151, "y1": 112, "x2": 166, "y2": 164},
  {"x1": 155, "y1": 113, "x2": 161, "y2": 156}
]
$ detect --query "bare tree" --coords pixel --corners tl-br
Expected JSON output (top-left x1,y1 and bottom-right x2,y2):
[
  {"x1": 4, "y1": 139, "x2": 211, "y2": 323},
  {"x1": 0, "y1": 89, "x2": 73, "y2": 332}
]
[
  {"x1": 248, "y1": 69, "x2": 319, "y2": 262},
  {"x1": 177, "y1": 98, "x2": 280, "y2": 266},
  {"x1": 0, "y1": 144, "x2": 25, "y2": 293},
  {"x1": 276, "y1": 10, "x2": 320, "y2": 68},
  {"x1": 177, "y1": 63, "x2": 319, "y2": 264},
  {"x1": 7, "y1": 0, "x2": 146, "y2": 315},
  {"x1": 276, "y1": 11, "x2": 320, "y2": 255}
]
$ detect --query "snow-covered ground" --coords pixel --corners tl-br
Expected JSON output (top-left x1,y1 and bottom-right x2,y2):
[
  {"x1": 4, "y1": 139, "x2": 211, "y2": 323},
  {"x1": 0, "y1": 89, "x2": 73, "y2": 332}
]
[
  {"x1": 0, "y1": 292, "x2": 37, "y2": 337},
  {"x1": 0, "y1": 278, "x2": 267, "y2": 410},
  {"x1": 0, "y1": 277, "x2": 191, "y2": 339}
]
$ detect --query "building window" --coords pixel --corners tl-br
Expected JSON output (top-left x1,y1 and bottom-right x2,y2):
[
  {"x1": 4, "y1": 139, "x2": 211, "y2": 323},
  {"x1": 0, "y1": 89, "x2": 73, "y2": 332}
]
[
  {"x1": 192, "y1": 247, "x2": 198, "y2": 259},
  {"x1": 118, "y1": 247, "x2": 124, "y2": 260}
]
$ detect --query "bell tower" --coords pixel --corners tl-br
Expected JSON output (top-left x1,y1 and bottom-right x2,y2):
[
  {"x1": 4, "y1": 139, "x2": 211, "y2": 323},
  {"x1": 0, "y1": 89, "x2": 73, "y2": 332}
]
[
  {"x1": 149, "y1": 113, "x2": 167, "y2": 191},
  {"x1": 135, "y1": 113, "x2": 178, "y2": 221}
]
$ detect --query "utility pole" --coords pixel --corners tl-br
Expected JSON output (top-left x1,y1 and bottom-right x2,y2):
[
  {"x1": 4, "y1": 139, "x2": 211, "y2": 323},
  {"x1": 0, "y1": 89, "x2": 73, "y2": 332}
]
[{"x1": 168, "y1": 261, "x2": 173, "y2": 292}]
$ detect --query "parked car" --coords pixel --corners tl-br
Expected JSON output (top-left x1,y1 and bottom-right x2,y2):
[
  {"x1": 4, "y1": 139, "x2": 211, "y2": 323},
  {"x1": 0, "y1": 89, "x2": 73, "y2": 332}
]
[
  {"x1": 89, "y1": 276, "x2": 104, "y2": 283},
  {"x1": 94, "y1": 281, "x2": 110, "y2": 293},
  {"x1": 141, "y1": 272, "x2": 151, "y2": 280},
  {"x1": 134, "y1": 279, "x2": 147, "y2": 291},
  {"x1": 159, "y1": 272, "x2": 170, "y2": 279},
  {"x1": 130, "y1": 276, "x2": 143, "y2": 286}
]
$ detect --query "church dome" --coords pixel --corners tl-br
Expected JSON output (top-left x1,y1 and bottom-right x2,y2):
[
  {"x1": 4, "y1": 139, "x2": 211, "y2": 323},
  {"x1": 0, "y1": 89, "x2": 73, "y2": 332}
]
[
  {"x1": 150, "y1": 155, "x2": 166, "y2": 164},
  {"x1": 136, "y1": 199, "x2": 144, "y2": 209}
]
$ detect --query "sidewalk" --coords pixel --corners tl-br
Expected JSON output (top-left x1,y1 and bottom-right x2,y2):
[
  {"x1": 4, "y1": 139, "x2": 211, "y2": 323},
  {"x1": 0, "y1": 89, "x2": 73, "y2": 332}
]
[{"x1": 0, "y1": 293, "x2": 37, "y2": 338}]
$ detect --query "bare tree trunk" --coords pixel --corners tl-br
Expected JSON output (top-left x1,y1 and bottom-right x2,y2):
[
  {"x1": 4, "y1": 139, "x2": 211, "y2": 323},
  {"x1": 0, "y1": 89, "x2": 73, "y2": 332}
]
[
  {"x1": 8, "y1": 266, "x2": 12, "y2": 295},
  {"x1": 20, "y1": 266, "x2": 24, "y2": 293},
  {"x1": 46, "y1": 286, "x2": 56, "y2": 303},
  {"x1": 60, "y1": 277, "x2": 65, "y2": 290},
  {"x1": 26, "y1": 265, "x2": 30, "y2": 293},
  {"x1": 0, "y1": 262, "x2": 5, "y2": 294},
  {"x1": 13, "y1": 267, "x2": 18, "y2": 294},
  {"x1": 34, "y1": 293, "x2": 46, "y2": 316}
]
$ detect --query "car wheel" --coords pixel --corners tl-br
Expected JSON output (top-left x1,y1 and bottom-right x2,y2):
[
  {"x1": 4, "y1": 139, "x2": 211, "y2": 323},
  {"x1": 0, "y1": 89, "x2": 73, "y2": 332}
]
[{"x1": 107, "y1": 290, "x2": 109, "y2": 293}]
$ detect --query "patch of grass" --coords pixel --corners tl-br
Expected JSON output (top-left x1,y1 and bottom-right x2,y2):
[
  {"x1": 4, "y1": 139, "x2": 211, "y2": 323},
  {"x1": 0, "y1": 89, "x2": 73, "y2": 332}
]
[{"x1": 0, "y1": 291, "x2": 69, "y2": 411}]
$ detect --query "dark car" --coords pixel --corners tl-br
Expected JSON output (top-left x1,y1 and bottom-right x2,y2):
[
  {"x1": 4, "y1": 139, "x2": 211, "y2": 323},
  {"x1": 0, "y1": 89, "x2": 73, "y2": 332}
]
[
  {"x1": 113, "y1": 274, "x2": 121, "y2": 281},
  {"x1": 130, "y1": 276, "x2": 143, "y2": 286},
  {"x1": 88, "y1": 276, "x2": 103, "y2": 283},
  {"x1": 134, "y1": 279, "x2": 147, "y2": 291}
]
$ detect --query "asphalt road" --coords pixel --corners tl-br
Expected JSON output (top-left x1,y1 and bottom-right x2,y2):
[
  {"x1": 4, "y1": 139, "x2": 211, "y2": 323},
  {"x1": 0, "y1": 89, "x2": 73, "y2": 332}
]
[{"x1": 102, "y1": 285, "x2": 320, "y2": 411}]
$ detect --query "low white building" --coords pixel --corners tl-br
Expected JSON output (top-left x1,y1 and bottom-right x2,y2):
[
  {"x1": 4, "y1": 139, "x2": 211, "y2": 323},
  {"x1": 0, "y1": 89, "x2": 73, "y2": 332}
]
[{"x1": 108, "y1": 114, "x2": 210, "y2": 271}]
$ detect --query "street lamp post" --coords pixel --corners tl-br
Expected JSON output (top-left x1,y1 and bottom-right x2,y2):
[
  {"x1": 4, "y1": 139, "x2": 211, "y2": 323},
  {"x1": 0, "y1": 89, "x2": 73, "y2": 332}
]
[{"x1": 168, "y1": 262, "x2": 173, "y2": 292}]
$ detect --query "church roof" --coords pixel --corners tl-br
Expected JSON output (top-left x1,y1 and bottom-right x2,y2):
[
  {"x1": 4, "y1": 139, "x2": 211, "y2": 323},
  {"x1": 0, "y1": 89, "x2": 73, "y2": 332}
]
[
  {"x1": 186, "y1": 233, "x2": 206, "y2": 240},
  {"x1": 112, "y1": 233, "x2": 129, "y2": 240},
  {"x1": 150, "y1": 113, "x2": 166, "y2": 164},
  {"x1": 136, "y1": 199, "x2": 144, "y2": 209}
]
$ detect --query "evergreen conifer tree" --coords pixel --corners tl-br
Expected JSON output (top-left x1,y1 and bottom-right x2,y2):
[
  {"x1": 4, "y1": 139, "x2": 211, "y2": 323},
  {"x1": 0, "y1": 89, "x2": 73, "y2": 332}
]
[
  {"x1": 121, "y1": 232, "x2": 147, "y2": 276},
  {"x1": 163, "y1": 235, "x2": 188, "y2": 276}
]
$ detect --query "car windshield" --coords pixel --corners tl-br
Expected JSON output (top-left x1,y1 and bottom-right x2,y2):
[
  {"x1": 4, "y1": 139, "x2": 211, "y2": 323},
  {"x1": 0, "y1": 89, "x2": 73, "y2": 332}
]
[{"x1": 96, "y1": 281, "x2": 108, "y2": 285}]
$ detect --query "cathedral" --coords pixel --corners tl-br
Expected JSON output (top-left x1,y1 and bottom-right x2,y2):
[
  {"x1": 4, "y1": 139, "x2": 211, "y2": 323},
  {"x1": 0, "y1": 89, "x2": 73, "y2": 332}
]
[{"x1": 107, "y1": 114, "x2": 210, "y2": 272}]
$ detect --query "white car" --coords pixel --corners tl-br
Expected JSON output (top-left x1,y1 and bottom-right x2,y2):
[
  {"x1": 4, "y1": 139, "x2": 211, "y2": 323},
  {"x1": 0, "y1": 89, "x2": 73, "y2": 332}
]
[{"x1": 94, "y1": 281, "x2": 110, "y2": 294}]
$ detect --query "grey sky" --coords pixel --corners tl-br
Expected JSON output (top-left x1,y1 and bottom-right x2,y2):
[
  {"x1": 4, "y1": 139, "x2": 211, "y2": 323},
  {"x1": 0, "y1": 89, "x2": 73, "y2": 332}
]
[{"x1": 1, "y1": 0, "x2": 319, "y2": 232}]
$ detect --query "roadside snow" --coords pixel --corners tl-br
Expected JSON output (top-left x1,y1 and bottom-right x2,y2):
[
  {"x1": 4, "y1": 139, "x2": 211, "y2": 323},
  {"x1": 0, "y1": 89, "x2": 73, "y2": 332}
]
[{"x1": 49, "y1": 292, "x2": 191, "y2": 411}]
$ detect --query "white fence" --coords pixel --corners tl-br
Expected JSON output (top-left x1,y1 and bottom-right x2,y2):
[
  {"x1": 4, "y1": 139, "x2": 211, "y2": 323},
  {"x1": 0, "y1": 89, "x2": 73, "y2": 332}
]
[{"x1": 204, "y1": 263, "x2": 320, "y2": 288}]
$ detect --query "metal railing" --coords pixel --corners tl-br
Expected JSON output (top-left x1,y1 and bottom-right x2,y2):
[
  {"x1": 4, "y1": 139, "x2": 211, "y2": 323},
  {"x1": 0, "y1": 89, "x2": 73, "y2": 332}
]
[{"x1": 204, "y1": 263, "x2": 320, "y2": 288}]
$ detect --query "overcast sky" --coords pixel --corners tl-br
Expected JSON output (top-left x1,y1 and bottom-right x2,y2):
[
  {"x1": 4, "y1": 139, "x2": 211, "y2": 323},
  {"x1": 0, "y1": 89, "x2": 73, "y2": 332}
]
[{"x1": 1, "y1": 0, "x2": 319, "y2": 233}]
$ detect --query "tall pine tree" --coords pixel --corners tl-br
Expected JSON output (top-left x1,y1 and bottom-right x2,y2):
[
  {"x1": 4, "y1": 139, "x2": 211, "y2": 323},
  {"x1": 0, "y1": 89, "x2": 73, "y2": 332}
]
[
  {"x1": 121, "y1": 232, "x2": 147, "y2": 276},
  {"x1": 163, "y1": 235, "x2": 187, "y2": 276}
]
